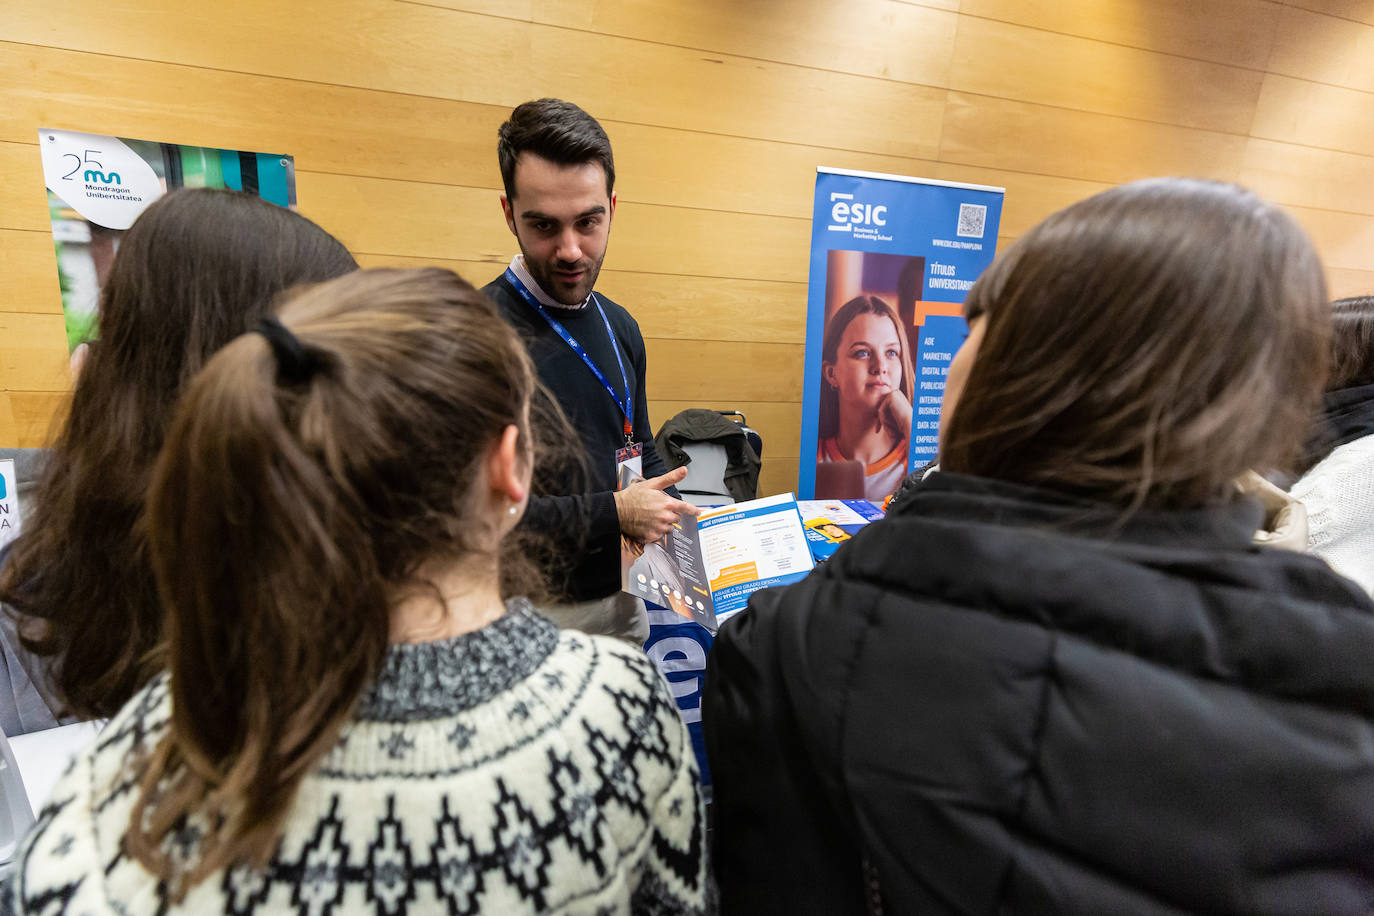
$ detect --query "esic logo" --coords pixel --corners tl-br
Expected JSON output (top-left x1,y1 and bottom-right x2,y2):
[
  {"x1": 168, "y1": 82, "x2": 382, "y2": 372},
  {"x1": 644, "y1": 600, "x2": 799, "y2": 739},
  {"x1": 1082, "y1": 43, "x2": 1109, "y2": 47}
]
[{"x1": 828, "y1": 192, "x2": 887, "y2": 233}]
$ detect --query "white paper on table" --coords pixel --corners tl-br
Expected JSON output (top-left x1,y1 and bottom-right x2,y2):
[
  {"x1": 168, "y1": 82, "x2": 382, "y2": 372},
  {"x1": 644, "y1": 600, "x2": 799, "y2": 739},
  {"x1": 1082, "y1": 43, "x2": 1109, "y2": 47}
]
[
  {"x1": 697, "y1": 493, "x2": 813, "y2": 587},
  {"x1": 796, "y1": 499, "x2": 873, "y2": 526}
]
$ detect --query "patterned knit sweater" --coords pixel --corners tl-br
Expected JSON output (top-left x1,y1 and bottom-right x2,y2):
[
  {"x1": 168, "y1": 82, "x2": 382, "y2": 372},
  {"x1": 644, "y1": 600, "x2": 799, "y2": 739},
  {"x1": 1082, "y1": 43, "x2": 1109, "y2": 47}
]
[{"x1": 9, "y1": 602, "x2": 709, "y2": 914}]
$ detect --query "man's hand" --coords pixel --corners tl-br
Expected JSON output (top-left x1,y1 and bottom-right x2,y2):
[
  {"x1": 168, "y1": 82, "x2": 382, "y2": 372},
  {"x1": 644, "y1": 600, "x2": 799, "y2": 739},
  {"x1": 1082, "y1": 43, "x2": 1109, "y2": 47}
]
[{"x1": 614, "y1": 467, "x2": 700, "y2": 542}]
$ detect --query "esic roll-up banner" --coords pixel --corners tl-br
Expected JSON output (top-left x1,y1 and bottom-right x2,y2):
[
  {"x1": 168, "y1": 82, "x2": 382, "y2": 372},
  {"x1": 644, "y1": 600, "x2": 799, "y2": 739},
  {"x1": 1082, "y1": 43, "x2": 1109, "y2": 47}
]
[{"x1": 798, "y1": 167, "x2": 1004, "y2": 502}]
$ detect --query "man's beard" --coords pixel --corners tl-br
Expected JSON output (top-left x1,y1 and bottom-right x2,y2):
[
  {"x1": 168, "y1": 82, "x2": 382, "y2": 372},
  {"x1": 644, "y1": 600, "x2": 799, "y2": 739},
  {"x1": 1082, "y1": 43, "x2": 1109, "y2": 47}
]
[{"x1": 523, "y1": 250, "x2": 604, "y2": 306}]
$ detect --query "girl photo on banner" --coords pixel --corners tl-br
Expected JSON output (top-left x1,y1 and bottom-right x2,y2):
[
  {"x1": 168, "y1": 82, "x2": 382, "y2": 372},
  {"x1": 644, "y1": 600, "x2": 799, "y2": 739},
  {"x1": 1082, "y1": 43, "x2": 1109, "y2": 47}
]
[{"x1": 816, "y1": 252, "x2": 921, "y2": 501}]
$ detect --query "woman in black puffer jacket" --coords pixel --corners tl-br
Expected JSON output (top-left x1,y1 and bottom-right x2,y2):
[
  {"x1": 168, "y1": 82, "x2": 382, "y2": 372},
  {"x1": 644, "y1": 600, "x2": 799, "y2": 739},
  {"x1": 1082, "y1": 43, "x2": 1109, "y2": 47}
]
[{"x1": 704, "y1": 178, "x2": 1374, "y2": 915}]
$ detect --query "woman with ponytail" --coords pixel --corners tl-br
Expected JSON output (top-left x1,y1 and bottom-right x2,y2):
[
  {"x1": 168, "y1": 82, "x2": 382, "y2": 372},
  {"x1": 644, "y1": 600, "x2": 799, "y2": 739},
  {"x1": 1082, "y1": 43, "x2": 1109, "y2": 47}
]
[
  {"x1": 0, "y1": 188, "x2": 357, "y2": 726},
  {"x1": 9, "y1": 268, "x2": 708, "y2": 915}
]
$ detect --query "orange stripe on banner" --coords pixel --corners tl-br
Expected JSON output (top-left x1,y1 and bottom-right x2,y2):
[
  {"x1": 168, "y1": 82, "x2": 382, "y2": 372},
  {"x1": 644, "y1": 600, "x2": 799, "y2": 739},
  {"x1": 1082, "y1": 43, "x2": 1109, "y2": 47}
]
[{"x1": 912, "y1": 300, "x2": 964, "y2": 326}]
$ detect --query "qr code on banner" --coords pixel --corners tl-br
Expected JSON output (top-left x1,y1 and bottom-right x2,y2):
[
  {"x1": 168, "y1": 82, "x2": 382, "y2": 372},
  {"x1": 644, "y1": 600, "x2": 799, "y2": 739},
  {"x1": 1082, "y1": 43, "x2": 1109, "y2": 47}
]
[{"x1": 957, "y1": 203, "x2": 987, "y2": 238}]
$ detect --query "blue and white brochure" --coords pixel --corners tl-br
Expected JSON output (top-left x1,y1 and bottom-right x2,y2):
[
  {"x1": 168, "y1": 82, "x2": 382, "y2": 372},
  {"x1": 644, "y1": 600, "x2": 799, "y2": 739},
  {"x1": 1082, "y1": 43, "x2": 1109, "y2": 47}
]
[{"x1": 697, "y1": 493, "x2": 814, "y2": 622}]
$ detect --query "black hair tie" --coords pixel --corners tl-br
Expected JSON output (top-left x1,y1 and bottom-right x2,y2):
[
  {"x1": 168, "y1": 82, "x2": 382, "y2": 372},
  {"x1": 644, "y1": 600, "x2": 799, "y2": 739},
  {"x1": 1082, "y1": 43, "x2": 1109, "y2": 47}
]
[{"x1": 255, "y1": 315, "x2": 322, "y2": 385}]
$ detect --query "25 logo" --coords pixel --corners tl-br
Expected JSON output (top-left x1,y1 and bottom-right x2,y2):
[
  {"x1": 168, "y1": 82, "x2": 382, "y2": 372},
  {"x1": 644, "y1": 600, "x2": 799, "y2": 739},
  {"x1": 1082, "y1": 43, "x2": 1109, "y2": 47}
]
[{"x1": 60, "y1": 149, "x2": 121, "y2": 185}]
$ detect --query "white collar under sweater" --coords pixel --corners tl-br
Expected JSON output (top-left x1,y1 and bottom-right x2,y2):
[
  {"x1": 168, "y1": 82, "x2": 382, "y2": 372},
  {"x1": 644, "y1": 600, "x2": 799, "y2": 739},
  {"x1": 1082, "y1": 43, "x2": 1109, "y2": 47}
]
[
  {"x1": 11, "y1": 601, "x2": 708, "y2": 915},
  {"x1": 508, "y1": 255, "x2": 592, "y2": 312}
]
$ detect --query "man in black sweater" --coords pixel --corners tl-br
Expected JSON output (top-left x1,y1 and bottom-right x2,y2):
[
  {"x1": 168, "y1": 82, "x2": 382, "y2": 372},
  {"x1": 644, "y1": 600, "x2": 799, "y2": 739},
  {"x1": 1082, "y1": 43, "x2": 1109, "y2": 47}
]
[{"x1": 484, "y1": 98, "x2": 695, "y2": 641}]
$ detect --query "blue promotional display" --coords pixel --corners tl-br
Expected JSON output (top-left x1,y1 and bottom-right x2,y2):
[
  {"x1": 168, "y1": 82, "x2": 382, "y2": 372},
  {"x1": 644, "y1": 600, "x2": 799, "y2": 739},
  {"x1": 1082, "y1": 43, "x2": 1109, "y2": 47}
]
[
  {"x1": 643, "y1": 608, "x2": 715, "y2": 785},
  {"x1": 798, "y1": 168, "x2": 1005, "y2": 501}
]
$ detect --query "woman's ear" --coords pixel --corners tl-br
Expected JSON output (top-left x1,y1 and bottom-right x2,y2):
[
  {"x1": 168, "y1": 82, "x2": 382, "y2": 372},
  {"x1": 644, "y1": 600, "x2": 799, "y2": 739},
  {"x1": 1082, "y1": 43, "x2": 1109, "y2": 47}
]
[
  {"x1": 486, "y1": 424, "x2": 528, "y2": 506},
  {"x1": 823, "y1": 362, "x2": 837, "y2": 389}
]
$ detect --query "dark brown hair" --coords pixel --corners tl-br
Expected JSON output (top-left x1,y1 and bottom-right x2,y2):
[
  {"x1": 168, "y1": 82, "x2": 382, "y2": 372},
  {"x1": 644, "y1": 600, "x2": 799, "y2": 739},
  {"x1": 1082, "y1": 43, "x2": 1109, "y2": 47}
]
[
  {"x1": 126, "y1": 267, "x2": 553, "y2": 891},
  {"x1": 0, "y1": 189, "x2": 356, "y2": 719},
  {"x1": 1328, "y1": 296, "x2": 1374, "y2": 390},
  {"x1": 497, "y1": 98, "x2": 615, "y2": 200},
  {"x1": 818, "y1": 295, "x2": 915, "y2": 440},
  {"x1": 941, "y1": 178, "x2": 1329, "y2": 510}
]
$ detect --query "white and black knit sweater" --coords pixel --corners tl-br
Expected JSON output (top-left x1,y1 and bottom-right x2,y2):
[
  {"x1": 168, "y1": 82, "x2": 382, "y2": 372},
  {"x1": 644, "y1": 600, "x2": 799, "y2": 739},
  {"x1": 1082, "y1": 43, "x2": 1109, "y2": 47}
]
[{"x1": 10, "y1": 601, "x2": 709, "y2": 914}]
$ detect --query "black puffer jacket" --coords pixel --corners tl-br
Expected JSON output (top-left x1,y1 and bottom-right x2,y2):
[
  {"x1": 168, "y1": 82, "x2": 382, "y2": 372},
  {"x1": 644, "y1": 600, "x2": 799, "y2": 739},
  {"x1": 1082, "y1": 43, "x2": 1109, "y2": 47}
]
[{"x1": 704, "y1": 472, "x2": 1374, "y2": 915}]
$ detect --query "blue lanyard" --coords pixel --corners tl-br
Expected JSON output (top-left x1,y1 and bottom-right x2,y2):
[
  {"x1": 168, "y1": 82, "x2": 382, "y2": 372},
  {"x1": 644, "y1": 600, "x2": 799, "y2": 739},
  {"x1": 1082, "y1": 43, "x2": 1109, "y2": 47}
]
[{"x1": 504, "y1": 268, "x2": 634, "y2": 440}]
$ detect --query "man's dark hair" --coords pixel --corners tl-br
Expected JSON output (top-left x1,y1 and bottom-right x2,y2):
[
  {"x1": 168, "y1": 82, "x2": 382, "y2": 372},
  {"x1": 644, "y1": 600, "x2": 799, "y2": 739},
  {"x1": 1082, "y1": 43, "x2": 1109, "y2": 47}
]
[{"x1": 497, "y1": 98, "x2": 615, "y2": 201}]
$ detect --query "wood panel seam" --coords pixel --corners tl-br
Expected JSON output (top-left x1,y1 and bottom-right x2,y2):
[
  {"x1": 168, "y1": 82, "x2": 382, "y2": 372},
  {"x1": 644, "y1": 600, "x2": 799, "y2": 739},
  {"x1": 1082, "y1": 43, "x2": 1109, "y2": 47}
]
[
  {"x1": 349, "y1": 254, "x2": 811, "y2": 287},
  {"x1": 1276, "y1": 0, "x2": 1374, "y2": 27},
  {"x1": 12, "y1": 39, "x2": 1374, "y2": 180},
  {"x1": 949, "y1": 7, "x2": 1282, "y2": 76},
  {"x1": 391, "y1": 0, "x2": 957, "y2": 94},
  {"x1": 294, "y1": 169, "x2": 812, "y2": 222}
]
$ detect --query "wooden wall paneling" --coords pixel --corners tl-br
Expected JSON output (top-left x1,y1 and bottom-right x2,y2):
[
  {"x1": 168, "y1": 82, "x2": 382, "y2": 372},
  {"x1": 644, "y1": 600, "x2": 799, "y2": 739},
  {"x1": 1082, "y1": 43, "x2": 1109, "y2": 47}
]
[
  {"x1": 757, "y1": 458, "x2": 800, "y2": 498},
  {"x1": 352, "y1": 251, "x2": 809, "y2": 344},
  {"x1": 2, "y1": 42, "x2": 926, "y2": 223},
  {"x1": 607, "y1": 123, "x2": 944, "y2": 220},
  {"x1": 2, "y1": 0, "x2": 534, "y2": 107},
  {"x1": 1267, "y1": 4, "x2": 1374, "y2": 92},
  {"x1": 1239, "y1": 138, "x2": 1374, "y2": 215},
  {"x1": 1327, "y1": 267, "x2": 1374, "y2": 298},
  {"x1": 646, "y1": 400, "x2": 802, "y2": 458},
  {"x1": 0, "y1": 314, "x2": 69, "y2": 390},
  {"x1": 526, "y1": 27, "x2": 949, "y2": 159},
  {"x1": 299, "y1": 171, "x2": 813, "y2": 283},
  {"x1": 1250, "y1": 74, "x2": 1374, "y2": 155},
  {"x1": 610, "y1": 123, "x2": 1116, "y2": 227},
  {"x1": 955, "y1": 0, "x2": 1281, "y2": 70},
  {"x1": 421, "y1": 0, "x2": 535, "y2": 19},
  {"x1": 948, "y1": 17, "x2": 1265, "y2": 133},
  {"x1": 643, "y1": 340, "x2": 804, "y2": 403},
  {"x1": 938, "y1": 92, "x2": 1249, "y2": 185},
  {"x1": 0, "y1": 141, "x2": 49, "y2": 233},
  {"x1": 523, "y1": 0, "x2": 960, "y2": 89},
  {"x1": 0, "y1": 43, "x2": 508, "y2": 192},
  {"x1": 352, "y1": 252, "x2": 494, "y2": 272},
  {"x1": 606, "y1": 206, "x2": 810, "y2": 286},
  {"x1": 592, "y1": 273, "x2": 806, "y2": 344},
  {"x1": 890, "y1": 0, "x2": 959, "y2": 13},
  {"x1": 0, "y1": 397, "x2": 14, "y2": 450},
  {"x1": 1282, "y1": 0, "x2": 1374, "y2": 25},
  {"x1": 0, "y1": 392, "x2": 68, "y2": 449},
  {"x1": 6, "y1": 1, "x2": 949, "y2": 158},
  {"x1": 295, "y1": 174, "x2": 507, "y2": 262},
  {"x1": 0, "y1": 230, "x2": 63, "y2": 316},
  {"x1": 1285, "y1": 206, "x2": 1374, "y2": 272}
]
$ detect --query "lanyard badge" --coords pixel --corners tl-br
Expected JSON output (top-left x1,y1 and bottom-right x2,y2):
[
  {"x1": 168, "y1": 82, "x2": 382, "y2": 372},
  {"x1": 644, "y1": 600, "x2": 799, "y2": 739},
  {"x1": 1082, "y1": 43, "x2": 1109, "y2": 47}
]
[{"x1": 505, "y1": 268, "x2": 635, "y2": 444}]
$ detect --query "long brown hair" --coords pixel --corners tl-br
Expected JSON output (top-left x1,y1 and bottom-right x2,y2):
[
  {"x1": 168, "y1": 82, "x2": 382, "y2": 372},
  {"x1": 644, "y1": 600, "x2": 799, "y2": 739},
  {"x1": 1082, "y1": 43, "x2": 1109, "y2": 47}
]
[
  {"x1": 126, "y1": 268, "x2": 552, "y2": 892},
  {"x1": 941, "y1": 178, "x2": 1329, "y2": 510},
  {"x1": 818, "y1": 295, "x2": 915, "y2": 440},
  {"x1": 0, "y1": 189, "x2": 356, "y2": 719}
]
